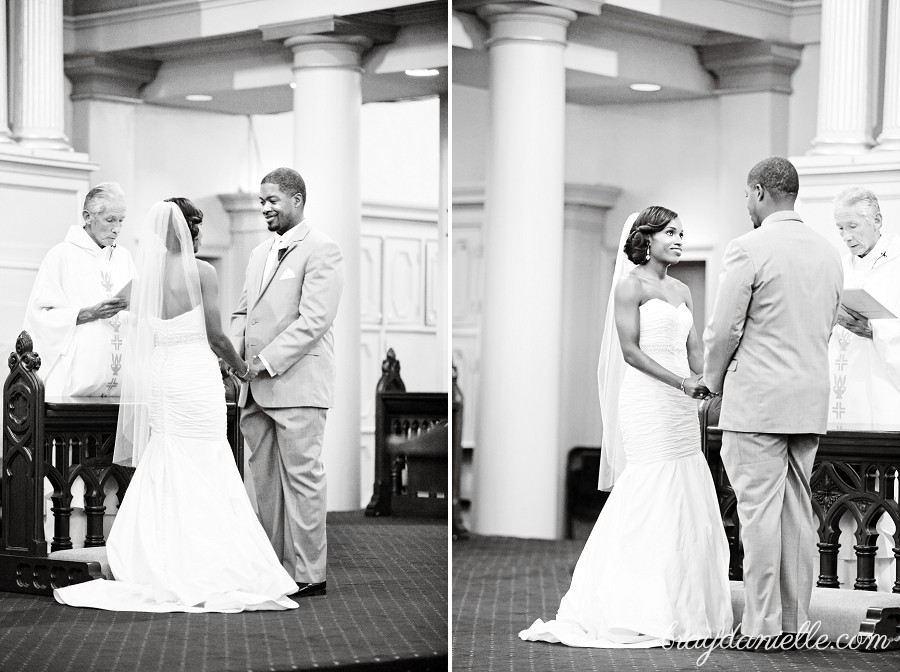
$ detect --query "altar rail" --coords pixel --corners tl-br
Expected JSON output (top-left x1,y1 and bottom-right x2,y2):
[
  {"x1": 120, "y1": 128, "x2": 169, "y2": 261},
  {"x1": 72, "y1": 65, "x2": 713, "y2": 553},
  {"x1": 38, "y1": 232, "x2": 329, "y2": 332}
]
[
  {"x1": 0, "y1": 331, "x2": 243, "y2": 594},
  {"x1": 365, "y1": 348, "x2": 448, "y2": 518},
  {"x1": 700, "y1": 396, "x2": 900, "y2": 593}
]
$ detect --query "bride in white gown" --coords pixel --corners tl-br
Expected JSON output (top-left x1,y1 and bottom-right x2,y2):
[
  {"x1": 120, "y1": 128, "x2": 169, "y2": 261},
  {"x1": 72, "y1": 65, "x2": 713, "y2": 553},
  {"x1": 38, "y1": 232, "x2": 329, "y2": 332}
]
[
  {"x1": 55, "y1": 200, "x2": 298, "y2": 613},
  {"x1": 520, "y1": 206, "x2": 733, "y2": 647}
]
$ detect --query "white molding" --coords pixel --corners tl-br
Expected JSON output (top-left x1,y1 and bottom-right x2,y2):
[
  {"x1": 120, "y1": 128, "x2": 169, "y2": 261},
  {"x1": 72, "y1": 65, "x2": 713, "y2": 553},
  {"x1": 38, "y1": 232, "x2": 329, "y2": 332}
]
[
  {"x1": 362, "y1": 201, "x2": 438, "y2": 224},
  {"x1": 452, "y1": 182, "x2": 621, "y2": 209},
  {"x1": 0, "y1": 146, "x2": 97, "y2": 173},
  {"x1": 0, "y1": 259, "x2": 41, "y2": 271}
]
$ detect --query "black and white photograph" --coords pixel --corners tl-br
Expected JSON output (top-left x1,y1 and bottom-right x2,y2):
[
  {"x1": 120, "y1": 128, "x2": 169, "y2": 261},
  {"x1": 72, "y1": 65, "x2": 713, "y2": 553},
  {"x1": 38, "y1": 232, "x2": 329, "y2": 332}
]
[
  {"x1": 0, "y1": 1, "x2": 448, "y2": 670},
  {"x1": 452, "y1": 0, "x2": 900, "y2": 670},
  {"x1": 5, "y1": 1, "x2": 900, "y2": 671}
]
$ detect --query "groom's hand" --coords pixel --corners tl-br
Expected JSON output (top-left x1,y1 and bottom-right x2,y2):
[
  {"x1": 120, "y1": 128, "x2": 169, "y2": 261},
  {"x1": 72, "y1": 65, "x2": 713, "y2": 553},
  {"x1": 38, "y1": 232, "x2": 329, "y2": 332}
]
[{"x1": 248, "y1": 355, "x2": 267, "y2": 377}]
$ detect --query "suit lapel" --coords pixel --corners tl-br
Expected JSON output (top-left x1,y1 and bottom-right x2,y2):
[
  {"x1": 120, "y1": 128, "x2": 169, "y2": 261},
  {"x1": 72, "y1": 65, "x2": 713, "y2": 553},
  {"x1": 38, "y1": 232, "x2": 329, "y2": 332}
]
[{"x1": 252, "y1": 221, "x2": 311, "y2": 309}]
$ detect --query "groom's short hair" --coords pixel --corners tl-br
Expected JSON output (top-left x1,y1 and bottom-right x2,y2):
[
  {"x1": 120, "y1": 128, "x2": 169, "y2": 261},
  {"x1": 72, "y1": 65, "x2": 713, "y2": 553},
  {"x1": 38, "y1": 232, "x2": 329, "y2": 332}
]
[
  {"x1": 747, "y1": 156, "x2": 799, "y2": 201},
  {"x1": 261, "y1": 167, "x2": 307, "y2": 206}
]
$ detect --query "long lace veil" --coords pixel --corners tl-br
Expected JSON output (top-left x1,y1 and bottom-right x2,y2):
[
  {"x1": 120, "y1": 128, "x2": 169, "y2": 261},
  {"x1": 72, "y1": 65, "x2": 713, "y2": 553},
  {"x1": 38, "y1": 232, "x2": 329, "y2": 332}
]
[
  {"x1": 596, "y1": 212, "x2": 639, "y2": 491},
  {"x1": 114, "y1": 202, "x2": 205, "y2": 466}
]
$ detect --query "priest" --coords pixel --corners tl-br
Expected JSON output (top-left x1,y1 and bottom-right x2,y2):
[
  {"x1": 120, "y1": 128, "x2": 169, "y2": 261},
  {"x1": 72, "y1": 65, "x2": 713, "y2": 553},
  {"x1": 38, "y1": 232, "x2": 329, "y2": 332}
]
[
  {"x1": 827, "y1": 185, "x2": 900, "y2": 592},
  {"x1": 23, "y1": 182, "x2": 135, "y2": 397},
  {"x1": 828, "y1": 186, "x2": 900, "y2": 426}
]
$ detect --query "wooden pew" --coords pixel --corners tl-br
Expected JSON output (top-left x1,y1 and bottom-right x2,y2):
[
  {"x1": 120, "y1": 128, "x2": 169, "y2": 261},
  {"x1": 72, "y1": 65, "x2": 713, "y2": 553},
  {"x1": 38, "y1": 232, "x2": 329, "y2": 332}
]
[
  {"x1": 0, "y1": 331, "x2": 243, "y2": 595},
  {"x1": 365, "y1": 349, "x2": 448, "y2": 518},
  {"x1": 700, "y1": 395, "x2": 900, "y2": 593}
]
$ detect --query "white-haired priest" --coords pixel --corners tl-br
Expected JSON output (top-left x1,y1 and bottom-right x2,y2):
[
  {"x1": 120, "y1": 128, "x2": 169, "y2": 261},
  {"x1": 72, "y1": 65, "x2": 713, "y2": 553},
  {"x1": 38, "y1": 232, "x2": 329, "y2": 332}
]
[
  {"x1": 828, "y1": 185, "x2": 900, "y2": 426},
  {"x1": 23, "y1": 182, "x2": 135, "y2": 397}
]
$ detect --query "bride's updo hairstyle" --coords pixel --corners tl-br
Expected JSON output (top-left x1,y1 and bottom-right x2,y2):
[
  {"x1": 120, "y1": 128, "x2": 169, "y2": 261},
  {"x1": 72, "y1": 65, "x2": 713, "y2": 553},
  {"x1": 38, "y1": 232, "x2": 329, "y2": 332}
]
[
  {"x1": 164, "y1": 197, "x2": 204, "y2": 243},
  {"x1": 623, "y1": 205, "x2": 679, "y2": 265}
]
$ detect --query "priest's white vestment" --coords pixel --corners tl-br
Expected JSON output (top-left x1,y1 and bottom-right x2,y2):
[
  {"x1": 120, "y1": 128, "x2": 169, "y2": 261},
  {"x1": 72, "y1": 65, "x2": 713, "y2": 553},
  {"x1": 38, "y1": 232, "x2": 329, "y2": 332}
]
[
  {"x1": 827, "y1": 232, "x2": 900, "y2": 591},
  {"x1": 24, "y1": 225, "x2": 135, "y2": 397}
]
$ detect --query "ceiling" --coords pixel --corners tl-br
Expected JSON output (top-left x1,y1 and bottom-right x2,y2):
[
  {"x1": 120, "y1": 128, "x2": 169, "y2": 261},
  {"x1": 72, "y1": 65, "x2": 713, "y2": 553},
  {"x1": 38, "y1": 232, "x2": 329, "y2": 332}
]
[{"x1": 65, "y1": 1, "x2": 448, "y2": 115}]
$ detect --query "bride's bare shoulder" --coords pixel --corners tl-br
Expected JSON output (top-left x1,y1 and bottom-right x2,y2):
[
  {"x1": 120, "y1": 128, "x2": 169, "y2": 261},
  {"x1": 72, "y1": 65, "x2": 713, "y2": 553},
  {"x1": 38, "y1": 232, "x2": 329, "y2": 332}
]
[
  {"x1": 615, "y1": 272, "x2": 643, "y2": 302},
  {"x1": 196, "y1": 258, "x2": 216, "y2": 275}
]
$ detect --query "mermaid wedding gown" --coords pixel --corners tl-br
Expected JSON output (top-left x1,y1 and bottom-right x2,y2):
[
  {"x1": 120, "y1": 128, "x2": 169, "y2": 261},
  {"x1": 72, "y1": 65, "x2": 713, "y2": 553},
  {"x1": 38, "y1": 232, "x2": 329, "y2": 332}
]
[
  {"x1": 520, "y1": 299, "x2": 733, "y2": 647},
  {"x1": 54, "y1": 306, "x2": 298, "y2": 612}
]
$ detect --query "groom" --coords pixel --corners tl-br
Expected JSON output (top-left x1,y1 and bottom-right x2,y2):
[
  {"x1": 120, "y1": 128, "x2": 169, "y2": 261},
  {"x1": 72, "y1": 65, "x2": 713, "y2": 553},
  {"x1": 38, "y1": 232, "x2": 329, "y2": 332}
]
[
  {"x1": 703, "y1": 157, "x2": 842, "y2": 644},
  {"x1": 232, "y1": 167, "x2": 345, "y2": 597}
]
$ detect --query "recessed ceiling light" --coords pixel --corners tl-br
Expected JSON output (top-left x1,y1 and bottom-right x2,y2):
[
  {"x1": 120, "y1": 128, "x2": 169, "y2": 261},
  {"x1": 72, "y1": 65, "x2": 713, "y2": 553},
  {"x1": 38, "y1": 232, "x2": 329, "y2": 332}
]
[
  {"x1": 185, "y1": 94, "x2": 213, "y2": 102},
  {"x1": 290, "y1": 82, "x2": 296, "y2": 89},
  {"x1": 405, "y1": 68, "x2": 440, "y2": 77},
  {"x1": 630, "y1": 83, "x2": 662, "y2": 92}
]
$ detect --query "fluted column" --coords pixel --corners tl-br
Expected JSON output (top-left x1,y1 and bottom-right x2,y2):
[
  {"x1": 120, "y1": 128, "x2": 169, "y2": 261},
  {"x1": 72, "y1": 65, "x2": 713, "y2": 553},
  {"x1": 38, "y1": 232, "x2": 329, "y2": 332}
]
[
  {"x1": 287, "y1": 34, "x2": 371, "y2": 511},
  {"x1": 810, "y1": 0, "x2": 875, "y2": 154},
  {"x1": 472, "y1": 2, "x2": 576, "y2": 539},
  {"x1": 9, "y1": 0, "x2": 69, "y2": 149},
  {"x1": 876, "y1": 0, "x2": 900, "y2": 150},
  {"x1": 0, "y1": 1, "x2": 14, "y2": 143}
]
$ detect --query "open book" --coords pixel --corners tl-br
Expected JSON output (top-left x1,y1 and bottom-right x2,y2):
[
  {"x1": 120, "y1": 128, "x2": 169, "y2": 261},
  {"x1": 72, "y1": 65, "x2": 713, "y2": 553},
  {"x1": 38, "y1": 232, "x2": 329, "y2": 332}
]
[
  {"x1": 841, "y1": 288, "x2": 896, "y2": 320},
  {"x1": 113, "y1": 279, "x2": 132, "y2": 302}
]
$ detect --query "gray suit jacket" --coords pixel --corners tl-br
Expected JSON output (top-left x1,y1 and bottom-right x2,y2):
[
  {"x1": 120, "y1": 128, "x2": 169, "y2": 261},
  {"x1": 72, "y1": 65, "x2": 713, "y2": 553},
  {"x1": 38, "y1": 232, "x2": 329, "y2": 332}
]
[
  {"x1": 703, "y1": 211, "x2": 843, "y2": 433},
  {"x1": 231, "y1": 221, "x2": 344, "y2": 409}
]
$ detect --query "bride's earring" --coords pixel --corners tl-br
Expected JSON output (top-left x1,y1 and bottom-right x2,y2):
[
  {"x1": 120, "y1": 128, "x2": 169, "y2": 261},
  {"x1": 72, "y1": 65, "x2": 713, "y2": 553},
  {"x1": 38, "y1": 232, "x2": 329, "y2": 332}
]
[{"x1": 645, "y1": 246, "x2": 651, "y2": 262}]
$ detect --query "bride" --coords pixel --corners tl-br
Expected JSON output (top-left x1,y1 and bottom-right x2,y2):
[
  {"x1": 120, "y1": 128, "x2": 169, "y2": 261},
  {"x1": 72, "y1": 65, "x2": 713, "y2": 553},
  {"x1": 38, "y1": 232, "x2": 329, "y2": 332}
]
[
  {"x1": 520, "y1": 206, "x2": 733, "y2": 647},
  {"x1": 54, "y1": 199, "x2": 299, "y2": 613}
]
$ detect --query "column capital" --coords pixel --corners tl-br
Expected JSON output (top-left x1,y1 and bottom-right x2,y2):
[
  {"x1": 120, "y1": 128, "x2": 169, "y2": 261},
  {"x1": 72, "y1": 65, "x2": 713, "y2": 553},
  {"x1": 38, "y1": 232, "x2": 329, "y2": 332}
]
[
  {"x1": 261, "y1": 16, "x2": 381, "y2": 71},
  {"x1": 475, "y1": 3, "x2": 578, "y2": 48},
  {"x1": 64, "y1": 53, "x2": 160, "y2": 103},
  {"x1": 699, "y1": 40, "x2": 803, "y2": 95}
]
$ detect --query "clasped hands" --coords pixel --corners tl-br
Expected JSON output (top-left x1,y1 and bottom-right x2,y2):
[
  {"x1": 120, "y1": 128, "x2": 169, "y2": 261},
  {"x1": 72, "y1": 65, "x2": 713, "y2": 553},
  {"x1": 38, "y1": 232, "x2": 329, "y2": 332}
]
[
  {"x1": 233, "y1": 356, "x2": 268, "y2": 382},
  {"x1": 836, "y1": 305, "x2": 873, "y2": 340},
  {"x1": 682, "y1": 374, "x2": 716, "y2": 400}
]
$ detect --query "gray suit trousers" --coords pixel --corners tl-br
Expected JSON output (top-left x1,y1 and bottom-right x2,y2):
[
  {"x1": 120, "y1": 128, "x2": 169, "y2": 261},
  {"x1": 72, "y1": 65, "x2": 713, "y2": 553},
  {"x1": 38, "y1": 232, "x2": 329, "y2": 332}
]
[
  {"x1": 721, "y1": 431, "x2": 818, "y2": 638},
  {"x1": 241, "y1": 397, "x2": 328, "y2": 584}
]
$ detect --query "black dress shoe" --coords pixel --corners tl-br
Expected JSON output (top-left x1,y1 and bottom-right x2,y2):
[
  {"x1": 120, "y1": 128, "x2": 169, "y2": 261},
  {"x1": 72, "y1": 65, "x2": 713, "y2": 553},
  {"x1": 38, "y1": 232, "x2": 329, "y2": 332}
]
[{"x1": 292, "y1": 581, "x2": 326, "y2": 598}]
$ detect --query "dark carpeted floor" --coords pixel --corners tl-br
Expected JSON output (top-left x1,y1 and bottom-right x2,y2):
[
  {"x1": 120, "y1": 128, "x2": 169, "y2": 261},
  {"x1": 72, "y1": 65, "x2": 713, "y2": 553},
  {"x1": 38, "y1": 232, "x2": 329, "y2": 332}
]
[
  {"x1": 0, "y1": 511, "x2": 448, "y2": 672},
  {"x1": 452, "y1": 534, "x2": 900, "y2": 672}
]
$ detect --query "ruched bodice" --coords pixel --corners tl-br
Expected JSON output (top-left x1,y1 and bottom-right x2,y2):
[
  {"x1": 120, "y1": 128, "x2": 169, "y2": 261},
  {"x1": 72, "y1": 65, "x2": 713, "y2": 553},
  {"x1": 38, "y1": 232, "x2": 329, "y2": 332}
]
[
  {"x1": 149, "y1": 305, "x2": 225, "y2": 440},
  {"x1": 636, "y1": 299, "x2": 691, "y2": 369},
  {"x1": 619, "y1": 299, "x2": 699, "y2": 466}
]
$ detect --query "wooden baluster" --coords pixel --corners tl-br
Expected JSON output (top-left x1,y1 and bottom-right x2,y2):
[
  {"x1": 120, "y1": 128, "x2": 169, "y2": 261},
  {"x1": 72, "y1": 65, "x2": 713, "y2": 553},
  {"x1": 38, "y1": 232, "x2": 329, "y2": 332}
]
[
  {"x1": 50, "y1": 488, "x2": 73, "y2": 552},
  {"x1": 817, "y1": 540, "x2": 841, "y2": 588},
  {"x1": 854, "y1": 541, "x2": 878, "y2": 590},
  {"x1": 83, "y1": 471, "x2": 106, "y2": 547}
]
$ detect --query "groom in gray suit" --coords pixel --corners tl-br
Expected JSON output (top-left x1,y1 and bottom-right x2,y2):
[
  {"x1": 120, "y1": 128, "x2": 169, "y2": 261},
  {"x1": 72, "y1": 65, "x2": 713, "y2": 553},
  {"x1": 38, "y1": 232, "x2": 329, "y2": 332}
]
[
  {"x1": 232, "y1": 167, "x2": 344, "y2": 597},
  {"x1": 704, "y1": 157, "x2": 842, "y2": 643}
]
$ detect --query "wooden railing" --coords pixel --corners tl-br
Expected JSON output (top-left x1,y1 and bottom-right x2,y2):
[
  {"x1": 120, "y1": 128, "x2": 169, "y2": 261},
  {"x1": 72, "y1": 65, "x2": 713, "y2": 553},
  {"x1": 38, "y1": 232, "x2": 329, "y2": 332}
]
[
  {"x1": 700, "y1": 396, "x2": 900, "y2": 593},
  {"x1": 0, "y1": 331, "x2": 243, "y2": 594},
  {"x1": 365, "y1": 348, "x2": 448, "y2": 517}
]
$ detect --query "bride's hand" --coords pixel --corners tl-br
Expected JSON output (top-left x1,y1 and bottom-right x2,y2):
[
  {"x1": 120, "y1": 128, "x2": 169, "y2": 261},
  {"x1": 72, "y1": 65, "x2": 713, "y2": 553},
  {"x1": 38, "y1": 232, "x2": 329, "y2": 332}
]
[
  {"x1": 681, "y1": 374, "x2": 710, "y2": 399},
  {"x1": 236, "y1": 360, "x2": 257, "y2": 382}
]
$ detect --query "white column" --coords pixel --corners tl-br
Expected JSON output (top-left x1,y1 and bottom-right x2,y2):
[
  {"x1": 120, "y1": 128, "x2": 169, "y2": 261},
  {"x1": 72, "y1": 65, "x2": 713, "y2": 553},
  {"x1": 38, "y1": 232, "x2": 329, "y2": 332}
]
[
  {"x1": 438, "y1": 93, "x2": 449, "y2": 389},
  {"x1": 287, "y1": 35, "x2": 371, "y2": 511},
  {"x1": 0, "y1": 0, "x2": 14, "y2": 143},
  {"x1": 472, "y1": 2, "x2": 576, "y2": 539},
  {"x1": 8, "y1": 0, "x2": 69, "y2": 149},
  {"x1": 810, "y1": 0, "x2": 875, "y2": 154},
  {"x1": 876, "y1": 0, "x2": 900, "y2": 151}
]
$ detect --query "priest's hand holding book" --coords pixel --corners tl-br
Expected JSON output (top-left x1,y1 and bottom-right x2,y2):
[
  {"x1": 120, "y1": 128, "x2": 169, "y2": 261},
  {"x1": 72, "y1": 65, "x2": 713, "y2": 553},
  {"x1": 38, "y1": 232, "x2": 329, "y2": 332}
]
[
  {"x1": 76, "y1": 296, "x2": 129, "y2": 325},
  {"x1": 837, "y1": 304, "x2": 873, "y2": 339}
]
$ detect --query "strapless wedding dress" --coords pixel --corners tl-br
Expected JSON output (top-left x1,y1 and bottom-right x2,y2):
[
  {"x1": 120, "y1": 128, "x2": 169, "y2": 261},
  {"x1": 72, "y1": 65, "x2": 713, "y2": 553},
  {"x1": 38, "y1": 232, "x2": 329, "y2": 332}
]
[
  {"x1": 54, "y1": 306, "x2": 298, "y2": 612},
  {"x1": 520, "y1": 299, "x2": 732, "y2": 647}
]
